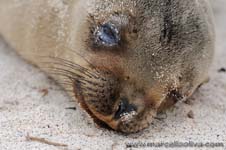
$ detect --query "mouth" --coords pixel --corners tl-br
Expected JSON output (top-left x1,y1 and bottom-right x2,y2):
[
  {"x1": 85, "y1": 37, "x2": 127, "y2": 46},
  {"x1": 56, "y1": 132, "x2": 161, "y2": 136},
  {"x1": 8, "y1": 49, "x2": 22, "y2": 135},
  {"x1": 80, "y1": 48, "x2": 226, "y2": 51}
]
[
  {"x1": 74, "y1": 89, "x2": 113, "y2": 130},
  {"x1": 74, "y1": 92, "x2": 141, "y2": 132}
]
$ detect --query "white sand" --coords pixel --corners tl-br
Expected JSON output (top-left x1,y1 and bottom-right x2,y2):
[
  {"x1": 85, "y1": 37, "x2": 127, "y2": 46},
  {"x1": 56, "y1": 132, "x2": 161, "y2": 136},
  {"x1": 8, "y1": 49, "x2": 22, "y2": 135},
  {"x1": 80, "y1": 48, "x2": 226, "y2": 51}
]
[{"x1": 0, "y1": 0, "x2": 225, "y2": 149}]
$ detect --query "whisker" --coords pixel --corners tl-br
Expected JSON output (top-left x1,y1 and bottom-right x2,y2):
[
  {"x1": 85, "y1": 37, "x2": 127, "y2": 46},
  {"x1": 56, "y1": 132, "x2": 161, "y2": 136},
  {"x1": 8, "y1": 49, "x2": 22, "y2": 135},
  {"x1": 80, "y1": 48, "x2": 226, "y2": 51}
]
[
  {"x1": 62, "y1": 48, "x2": 98, "y2": 72},
  {"x1": 41, "y1": 56, "x2": 101, "y2": 79},
  {"x1": 48, "y1": 59, "x2": 98, "y2": 79},
  {"x1": 82, "y1": 92, "x2": 99, "y2": 99},
  {"x1": 47, "y1": 70, "x2": 75, "y2": 80},
  {"x1": 57, "y1": 80, "x2": 73, "y2": 85},
  {"x1": 37, "y1": 42, "x2": 98, "y2": 73},
  {"x1": 46, "y1": 67, "x2": 85, "y2": 79},
  {"x1": 81, "y1": 86, "x2": 99, "y2": 93},
  {"x1": 48, "y1": 56, "x2": 91, "y2": 72},
  {"x1": 45, "y1": 65, "x2": 108, "y2": 95},
  {"x1": 48, "y1": 68, "x2": 105, "y2": 89},
  {"x1": 77, "y1": 78, "x2": 105, "y2": 88},
  {"x1": 58, "y1": 82, "x2": 73, "y2": 87},
  {"x1": 58, "y1": 46, "x2": 112, "y2": 74},
  {"x1": 74, "y1": 83, "x2": 101, "y2": 94}
]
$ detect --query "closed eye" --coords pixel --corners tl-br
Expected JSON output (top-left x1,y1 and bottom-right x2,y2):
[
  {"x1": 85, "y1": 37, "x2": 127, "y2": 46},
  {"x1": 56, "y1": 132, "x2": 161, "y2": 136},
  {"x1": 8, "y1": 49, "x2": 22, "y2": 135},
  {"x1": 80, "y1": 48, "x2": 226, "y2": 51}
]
[{"x1": 94, "y1": 23, "x2": 120, "y2": 47}]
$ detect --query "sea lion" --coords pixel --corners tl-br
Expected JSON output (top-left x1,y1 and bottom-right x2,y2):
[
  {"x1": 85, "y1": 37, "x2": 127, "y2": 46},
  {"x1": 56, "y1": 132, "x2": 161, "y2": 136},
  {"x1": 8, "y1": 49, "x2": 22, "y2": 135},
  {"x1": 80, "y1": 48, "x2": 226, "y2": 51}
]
[{"x1": 0, "y1": 0, "x2": 215, "y2": 133}]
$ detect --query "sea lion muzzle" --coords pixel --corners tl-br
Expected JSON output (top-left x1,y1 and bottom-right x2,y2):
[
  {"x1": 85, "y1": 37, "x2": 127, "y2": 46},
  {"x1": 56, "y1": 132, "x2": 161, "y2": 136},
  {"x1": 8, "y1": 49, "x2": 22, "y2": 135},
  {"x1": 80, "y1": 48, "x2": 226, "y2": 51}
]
[{"x1": 70, "y1": 66, "x2": 156, "y2": 133}]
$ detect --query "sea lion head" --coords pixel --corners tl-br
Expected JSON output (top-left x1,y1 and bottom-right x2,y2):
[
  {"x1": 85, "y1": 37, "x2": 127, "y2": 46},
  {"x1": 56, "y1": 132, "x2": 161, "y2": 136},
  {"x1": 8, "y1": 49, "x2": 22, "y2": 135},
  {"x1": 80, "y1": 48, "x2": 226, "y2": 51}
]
[{"x1": 63, "y1": 0, "x2": 183, "y2": 133}]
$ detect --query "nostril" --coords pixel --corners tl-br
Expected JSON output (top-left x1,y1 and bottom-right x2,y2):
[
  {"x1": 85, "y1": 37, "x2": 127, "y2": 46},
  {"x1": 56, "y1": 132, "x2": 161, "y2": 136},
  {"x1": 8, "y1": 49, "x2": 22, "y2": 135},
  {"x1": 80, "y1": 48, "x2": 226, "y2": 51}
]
[
  {"x1": 114, "y1": 97, "x2": 137, "y2": 120},
  {"x1": 114, "y1": 99, "x2": 127, "y2": 119}
]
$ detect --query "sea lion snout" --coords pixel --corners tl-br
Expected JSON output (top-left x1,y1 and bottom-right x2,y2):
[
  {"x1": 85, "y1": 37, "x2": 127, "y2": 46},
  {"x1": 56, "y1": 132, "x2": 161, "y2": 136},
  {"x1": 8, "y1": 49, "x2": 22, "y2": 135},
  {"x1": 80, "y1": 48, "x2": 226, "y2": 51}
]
[{"x1": 72, "y1": 66, "x2": 158, "y2": 133}]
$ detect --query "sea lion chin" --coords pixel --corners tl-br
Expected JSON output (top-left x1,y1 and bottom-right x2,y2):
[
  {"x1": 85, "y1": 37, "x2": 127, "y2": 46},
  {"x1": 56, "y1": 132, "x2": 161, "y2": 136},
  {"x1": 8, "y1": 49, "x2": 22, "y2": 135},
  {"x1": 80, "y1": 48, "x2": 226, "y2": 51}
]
[{"x1": 0, "y1": 0, "x2": 215, "y2": 133}]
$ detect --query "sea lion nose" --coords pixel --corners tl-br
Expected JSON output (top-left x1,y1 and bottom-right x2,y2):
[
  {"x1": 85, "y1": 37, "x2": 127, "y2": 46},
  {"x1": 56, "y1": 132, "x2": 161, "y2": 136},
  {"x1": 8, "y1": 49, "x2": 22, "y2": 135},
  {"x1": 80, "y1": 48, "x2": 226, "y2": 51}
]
[{"x1": 114, "y1": 97, "x2": 137, "y2": 120}]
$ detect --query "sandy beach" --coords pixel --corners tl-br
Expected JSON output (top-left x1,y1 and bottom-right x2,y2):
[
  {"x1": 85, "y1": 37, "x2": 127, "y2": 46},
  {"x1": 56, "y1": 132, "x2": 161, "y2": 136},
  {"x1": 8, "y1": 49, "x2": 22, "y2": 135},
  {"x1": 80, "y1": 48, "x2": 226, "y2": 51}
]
[{"x1": 0, "y1": 0, "x2": 225, "y2": 149}]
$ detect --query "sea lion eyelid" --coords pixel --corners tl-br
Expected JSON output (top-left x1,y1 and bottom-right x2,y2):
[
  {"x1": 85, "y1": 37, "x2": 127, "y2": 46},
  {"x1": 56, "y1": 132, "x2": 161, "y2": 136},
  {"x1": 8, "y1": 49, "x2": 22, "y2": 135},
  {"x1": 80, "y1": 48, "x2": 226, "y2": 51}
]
[{"x1": 94, "y1": 22, "x2": 120, "y2": 47}]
